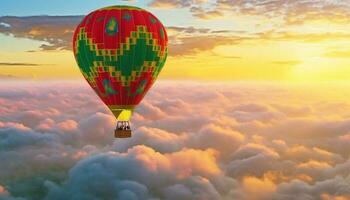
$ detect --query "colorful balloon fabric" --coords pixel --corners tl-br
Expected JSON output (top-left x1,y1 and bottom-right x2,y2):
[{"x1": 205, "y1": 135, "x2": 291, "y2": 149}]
[{"x1": 73, "y1": 5, "x2": 168, "y2": 121}]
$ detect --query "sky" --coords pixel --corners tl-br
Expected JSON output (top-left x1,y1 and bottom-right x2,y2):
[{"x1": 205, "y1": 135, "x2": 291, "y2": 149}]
[
  {"x1": 1, "y1": 1, "x2": 350, "y2": 200},
  {"x1": 1, "y1": 0, "x2": 350, "y2": 81}
]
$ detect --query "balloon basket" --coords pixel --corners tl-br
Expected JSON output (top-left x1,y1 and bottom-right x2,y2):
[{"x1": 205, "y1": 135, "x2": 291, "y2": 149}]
[
  {"x1": 114, "y1": 121, "x2": 132, "y2": 138},
  {"x1": 114, "y1": 129, "x2": 132, "y2": 138}
]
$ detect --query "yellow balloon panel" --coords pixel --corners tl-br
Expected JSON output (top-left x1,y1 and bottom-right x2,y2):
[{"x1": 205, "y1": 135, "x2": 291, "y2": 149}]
[{"x1": 110, "y1": 108, "x2": 133, "y2": 121}]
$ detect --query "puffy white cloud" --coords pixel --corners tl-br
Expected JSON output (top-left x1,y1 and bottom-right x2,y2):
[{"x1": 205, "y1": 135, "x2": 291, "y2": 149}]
[
  {"x1": 78, "y1": 112, "x2": 115, "y2": 146},
  {"x1": 227, "y1": 143, "x2": 284, "y2": 179},
  {"x1": 273, "y1": 175, "x2": 350, "y2": 200},
  {"x1": 187, "y1": 124, "x2": 244, "y2": 158},
  {"x1": 45, "y1": 145, "x2": 222, "y2": 200},
  {"x1": 241, "y1": 176, "x2": 276, "y2": 200},
  {"x1": 112, "y1": 126, "x2": 187, "y2": 153},
  {"x1": 286, "y1": 146, "x2": 344, "y2": 165}
]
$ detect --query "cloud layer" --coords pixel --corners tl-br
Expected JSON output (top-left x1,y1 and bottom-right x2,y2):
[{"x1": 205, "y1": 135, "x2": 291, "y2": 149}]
[
  {"x1": 0, "y1": 15, "x2": 236, "y2": 57},
  {"x1": 1, "y1": 80, "x2": 350, "y2": 199}
]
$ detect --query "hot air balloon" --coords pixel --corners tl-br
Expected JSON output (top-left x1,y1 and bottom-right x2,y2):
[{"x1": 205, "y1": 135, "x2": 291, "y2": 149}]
[{"x1": 73, "y1": 5, "x2": 168, "y2": 138}]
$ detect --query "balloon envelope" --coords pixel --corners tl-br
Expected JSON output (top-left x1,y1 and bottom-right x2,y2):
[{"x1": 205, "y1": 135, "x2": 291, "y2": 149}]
[{"x1": 73, "y1": 5, "x2": 168, "y2": 121}]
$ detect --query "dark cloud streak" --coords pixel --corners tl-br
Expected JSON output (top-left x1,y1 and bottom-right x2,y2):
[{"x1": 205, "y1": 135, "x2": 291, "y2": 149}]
[
  {"x1": 0, "y1": 16, "x2": 83, "y2": 51},
  {"x1": 0, "y1": 62, "x2": 42, "y2": 66}
]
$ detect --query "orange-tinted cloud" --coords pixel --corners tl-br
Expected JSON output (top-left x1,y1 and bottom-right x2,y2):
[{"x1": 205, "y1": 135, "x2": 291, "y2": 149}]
[
  {"x1": 242, "y1": 176, "x2": 276, "y2": 200},
  {"x1": 169, "y1": 35, "x2": 242, "y2": 56},
  {"x1": 190, "y1": 6, "x2": 224, "y2": 20},
  {"x1": 214, "y1": 0, "x2": 350, "y2": 25},
  {"x1": 148, "y1": 0, "x2": 207, "y2": 8}
]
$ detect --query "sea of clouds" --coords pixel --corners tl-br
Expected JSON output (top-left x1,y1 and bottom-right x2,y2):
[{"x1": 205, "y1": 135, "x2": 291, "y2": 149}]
[{"x1": 0, "y1": 80, "x2": 350, "y2": 200}]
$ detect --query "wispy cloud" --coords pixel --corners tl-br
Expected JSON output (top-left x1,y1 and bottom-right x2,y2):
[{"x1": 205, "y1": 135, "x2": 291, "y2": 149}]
[
  {"x1": 190, "y1": 6, "x2": 224, "y2": 20},
  {"x1": 169, "y1": 35, "x2": 241, "y2": 56},
  {"x1": 323, "y1": 50, "x2": 350, "y2": 58},
  {"x1": 271, "y1": 60, "x2": 302, "y2": 66},
  {"x1": 256, "y1": 31, "x2": 350, "y2": 43},
  {"x1": 191, "y1": 0, "x2": 350, "y2": 25},
  {"x1": 0, "y1": 74, "x2": 20, "y2": 79},
  {"x1": 148, "y1": 0, "x2": 207, "y2": 8},
  {"x1": 0, "y1": 16, "x2": 82, "y2": 51},
  {"x1": 167, "y1": 26, "x2": 210, "y2": 34},
  {"x1": 0, "y1": 62, "x2": 42, "y2": 66}
]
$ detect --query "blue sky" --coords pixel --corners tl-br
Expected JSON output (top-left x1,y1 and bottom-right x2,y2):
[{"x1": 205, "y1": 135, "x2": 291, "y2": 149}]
[
  {"x1": 0, "y1": 0, "x2": 145, "y2": 16},
  {"x1": 0, "y1": 0, "x2": 194, "y2": 27}
]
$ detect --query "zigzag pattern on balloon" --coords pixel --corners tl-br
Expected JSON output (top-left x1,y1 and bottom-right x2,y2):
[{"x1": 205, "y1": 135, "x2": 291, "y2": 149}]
[{"x1": 74, "y1": 25, "x2": 167, "y2": 88}]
